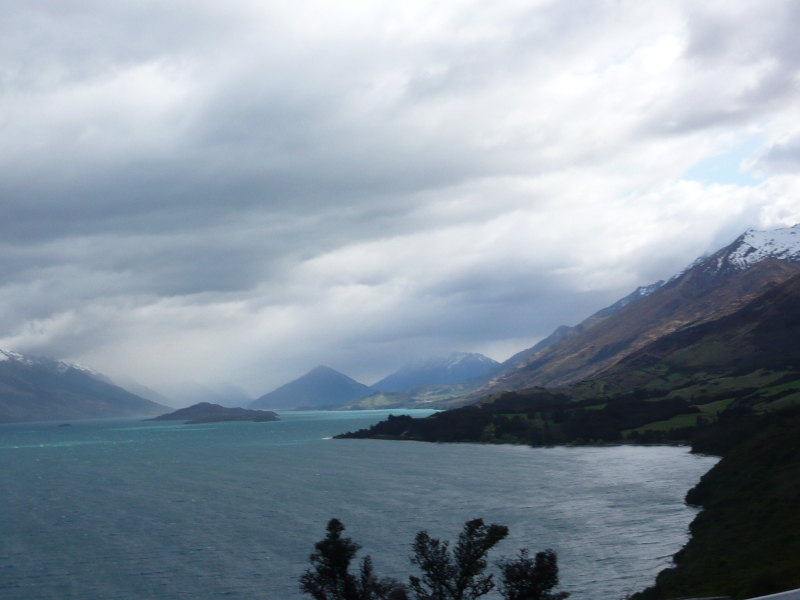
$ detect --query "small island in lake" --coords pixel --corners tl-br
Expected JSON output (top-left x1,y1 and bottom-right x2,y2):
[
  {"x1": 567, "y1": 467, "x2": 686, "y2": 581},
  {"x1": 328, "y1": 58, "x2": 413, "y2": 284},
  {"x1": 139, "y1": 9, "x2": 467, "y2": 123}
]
[{"x1": 146, "y1": 402, "x2": 279, "y2": 425}]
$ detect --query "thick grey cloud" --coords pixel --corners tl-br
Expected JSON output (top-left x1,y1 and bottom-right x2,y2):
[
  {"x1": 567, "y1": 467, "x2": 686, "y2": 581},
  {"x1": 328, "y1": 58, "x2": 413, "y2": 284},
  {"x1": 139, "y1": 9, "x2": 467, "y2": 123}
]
[
  {"x1": 757, "y1": 138, "x2": 800, "y2": 173},
  {"x1": 644, "y1": 0, "x2": 800, "y2": 134},
  {"x1": 2, "y1": 0, "x2": 800, "y2": 393}
]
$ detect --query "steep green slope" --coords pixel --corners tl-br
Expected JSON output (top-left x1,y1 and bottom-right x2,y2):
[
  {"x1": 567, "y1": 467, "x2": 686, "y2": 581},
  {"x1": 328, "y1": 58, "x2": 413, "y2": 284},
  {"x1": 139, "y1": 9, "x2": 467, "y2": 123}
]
[{"x1": 633, "y1": 407, "x2": 800, "y2": 600}]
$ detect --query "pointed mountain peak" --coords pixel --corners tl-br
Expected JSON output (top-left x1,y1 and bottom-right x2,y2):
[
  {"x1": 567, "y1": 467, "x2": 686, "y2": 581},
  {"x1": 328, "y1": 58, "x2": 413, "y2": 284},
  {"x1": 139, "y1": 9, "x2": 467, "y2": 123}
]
[
  {"x1": 308, "y1": 365, "x2": 342, "y2": 376},
  {"x1": 666, "y1": 223, "x2": 800, "y2": 288},
  {"x1": 443, "y1": 352, "x2": 497, "y2": 366},
  {"x1": 727, "y1": 223, "x2": 800, "y2": 267},
  {"x1": 251, "y1": 365, "x2": 373, "y2": 410}
]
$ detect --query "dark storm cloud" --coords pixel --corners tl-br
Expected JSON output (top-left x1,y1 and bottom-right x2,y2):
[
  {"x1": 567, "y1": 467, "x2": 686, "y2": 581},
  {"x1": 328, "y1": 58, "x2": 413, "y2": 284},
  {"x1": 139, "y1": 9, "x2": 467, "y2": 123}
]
[
  {"x1": 756, "y1": 137, "x2": 800, "y2": 173},
  {"x1": 2, "y1": 0, "x2": 800, "y2": 392}
]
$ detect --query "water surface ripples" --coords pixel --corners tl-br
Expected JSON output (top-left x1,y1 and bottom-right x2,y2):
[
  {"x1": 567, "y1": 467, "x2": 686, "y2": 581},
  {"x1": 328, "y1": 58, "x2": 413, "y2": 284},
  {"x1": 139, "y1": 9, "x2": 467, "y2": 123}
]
[{"x1": 0, "y1": 411, "x2": 717, "y2": 600}]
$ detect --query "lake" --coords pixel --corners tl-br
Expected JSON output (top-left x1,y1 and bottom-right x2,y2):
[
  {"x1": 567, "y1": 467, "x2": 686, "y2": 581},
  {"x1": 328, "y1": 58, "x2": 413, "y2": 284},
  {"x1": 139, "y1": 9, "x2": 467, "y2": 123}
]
[{"x1": 0, "y1": 410, "x2": 718, "y2": 600}]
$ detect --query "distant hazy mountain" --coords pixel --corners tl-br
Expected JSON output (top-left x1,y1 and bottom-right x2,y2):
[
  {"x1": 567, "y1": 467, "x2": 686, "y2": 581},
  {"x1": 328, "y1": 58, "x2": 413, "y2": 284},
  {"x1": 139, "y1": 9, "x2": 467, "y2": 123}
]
[
  {"x1": 0, "y1": 350, "x2": 169, "y2": 424},
  {"x1": 250, "y1": 366, "x2": 374, "y2": 410},
  {"x1": 372, "y1": 352, "x2": 499, "y2": 392},
  {"x1": 114, "y1": 378, "x2": 175, "y2": 406}
]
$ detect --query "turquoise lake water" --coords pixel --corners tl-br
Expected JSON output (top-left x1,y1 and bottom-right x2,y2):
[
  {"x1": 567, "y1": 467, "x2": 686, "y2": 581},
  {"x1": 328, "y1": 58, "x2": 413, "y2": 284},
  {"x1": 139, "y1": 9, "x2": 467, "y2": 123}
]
[{"x1": 0, "y1": 410, "x2": 718, "y2": 600}]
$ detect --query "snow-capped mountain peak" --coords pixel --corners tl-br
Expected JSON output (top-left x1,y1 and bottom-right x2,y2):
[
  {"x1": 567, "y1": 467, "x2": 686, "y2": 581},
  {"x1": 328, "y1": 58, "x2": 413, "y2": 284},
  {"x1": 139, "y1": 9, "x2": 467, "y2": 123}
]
[
  {"x1": 0, "y1": 349, "x2": 168, "y2": 424},
  {"x1": 442, "y1": 352, "x2": 497, "y2": 369},
  {"x1": 668, "y1": 223, "x2": 800, "y2": 286},
  {"x1": 726, "y1": 224, "x2": 800, "y2": 269},
  {"x1": 0, "y1": 349, "x2": 35, "y2": 365}
]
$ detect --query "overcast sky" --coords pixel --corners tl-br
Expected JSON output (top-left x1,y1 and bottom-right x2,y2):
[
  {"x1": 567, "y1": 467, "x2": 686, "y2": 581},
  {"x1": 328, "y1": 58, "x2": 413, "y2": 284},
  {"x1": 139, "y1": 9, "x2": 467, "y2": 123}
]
[{"x1": 2, "y1": 0, "x2": 800, "y2": 395}]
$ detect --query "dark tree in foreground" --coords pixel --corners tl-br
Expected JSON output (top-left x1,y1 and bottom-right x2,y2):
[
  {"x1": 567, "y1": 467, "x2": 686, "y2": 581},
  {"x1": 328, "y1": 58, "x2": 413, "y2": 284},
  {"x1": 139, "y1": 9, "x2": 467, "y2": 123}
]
[
  {"x1": 497, "y1": 549, "x2": 569, "y2": 600},
  {"x1": 300, "y1": 519, "x2": 407, "y2": 600},
  {"x1": 408, "y1": 518, "x2": 509, "y2": 600}
]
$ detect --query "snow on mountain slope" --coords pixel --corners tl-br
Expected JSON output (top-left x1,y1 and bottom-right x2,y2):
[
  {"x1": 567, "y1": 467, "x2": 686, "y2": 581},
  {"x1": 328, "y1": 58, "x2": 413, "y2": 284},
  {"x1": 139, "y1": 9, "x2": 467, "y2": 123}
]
[
  {"x1": 0, "y1": 349, "x2": 169, "y2": 423},
  {"x1": 726, "y1": 224, "x2": 800, "y2": 269},
  {"x1": 0, "y1": 349, "x2": 107, "y2": 380},
  {"x1": 676, "y1": 224, "x2": 800, "y2": 285},
  {"x1": 441, "y1": 352, "x2": 497, "y2": 370},
  {"x1": 0, "y1": 349, "x2": 35, "y2": 365}
]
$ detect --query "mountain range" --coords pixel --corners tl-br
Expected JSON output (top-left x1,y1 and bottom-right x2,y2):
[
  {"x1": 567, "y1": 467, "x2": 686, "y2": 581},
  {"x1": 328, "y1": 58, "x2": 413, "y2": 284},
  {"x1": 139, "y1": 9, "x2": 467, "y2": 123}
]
[
  {"x1": 7, "y1": 223, "x2": 800, "y2": 421},
  {"x1": 344, "y1": 223, "x2": 800, "y2": 410},
  {"x1": 253, "y1": 218, "x2": 800, "y2": 411},
  {"x1": 338, "y1": 265, "x2": 800, "y2": 431},
  {"x1": 247, "y1": 352, "x2": 500, "y2": 410},
  {"x1": 0, "y1": 348, "x2": 499, "y2": 420},
  {"x1": 466, "y1": 224, "x2": 800, "y2": 398}
]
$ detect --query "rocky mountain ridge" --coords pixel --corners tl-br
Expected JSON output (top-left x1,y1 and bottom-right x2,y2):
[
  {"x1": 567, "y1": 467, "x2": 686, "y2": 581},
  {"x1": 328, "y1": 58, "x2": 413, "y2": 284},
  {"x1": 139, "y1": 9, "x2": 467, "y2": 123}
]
[{"x1": 446, "y1": 224, "x2": 800, "y2": 403}]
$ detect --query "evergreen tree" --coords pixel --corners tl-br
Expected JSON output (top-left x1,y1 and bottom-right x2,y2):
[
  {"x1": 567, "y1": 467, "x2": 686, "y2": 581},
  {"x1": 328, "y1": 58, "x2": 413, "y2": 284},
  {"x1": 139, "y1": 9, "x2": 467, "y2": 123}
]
[
  {"x1": 408, "y1": 518, "x2": 509, "y2": 600},
  {"x1": 300, "y1": 519, "x2": 407, "y2": 600},
  {"x1": 496, "y1": 549, "x2": 569, "y2": 600}
]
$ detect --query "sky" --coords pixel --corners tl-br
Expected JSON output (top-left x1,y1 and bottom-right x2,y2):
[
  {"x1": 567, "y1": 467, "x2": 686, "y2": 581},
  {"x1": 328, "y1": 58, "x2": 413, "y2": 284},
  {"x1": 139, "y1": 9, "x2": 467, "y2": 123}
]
[{"x1": 2, "y1": 0, "x2": 800, "y2": 397}]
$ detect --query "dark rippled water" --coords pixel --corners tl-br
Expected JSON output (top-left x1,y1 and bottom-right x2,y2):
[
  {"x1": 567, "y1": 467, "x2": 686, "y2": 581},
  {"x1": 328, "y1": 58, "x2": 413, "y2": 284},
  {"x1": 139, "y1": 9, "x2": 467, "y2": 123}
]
[{"x1": 0, "y1": 410, "x2": 717, "y2": 600}]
